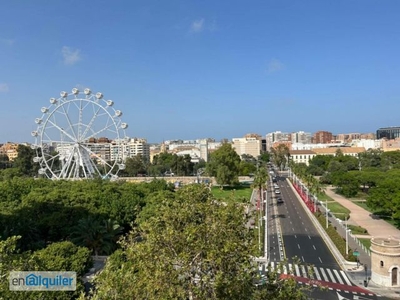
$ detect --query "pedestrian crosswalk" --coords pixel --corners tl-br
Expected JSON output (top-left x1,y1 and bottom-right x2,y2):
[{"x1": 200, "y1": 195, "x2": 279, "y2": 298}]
[{"x1": 267, "y1": 262, "x2": 352, "y2": 286}]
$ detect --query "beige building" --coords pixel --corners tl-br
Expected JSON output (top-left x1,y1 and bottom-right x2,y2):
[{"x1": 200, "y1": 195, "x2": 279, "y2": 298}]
[
  {"x1": 289, "y1": 147, "x2": 366, "y2": 166},
  {"x1": 0, "y1": 142, "x2": 19, "y2": 161},
  {"x1": 312, "y1": 147, "x2": 366, "y2": 157},
  {"x1": 289, "y1": 150, "x2": 316, "y2": 166},
  {"x1": 382, "y1": 138, "x2": 400, "y2": 152},
  {"x1": 370, "y1": 237, "x2": 400, "y2": 287},
  {"x1": 232, "y1": 134, "x2": 262, "y2": 158}
]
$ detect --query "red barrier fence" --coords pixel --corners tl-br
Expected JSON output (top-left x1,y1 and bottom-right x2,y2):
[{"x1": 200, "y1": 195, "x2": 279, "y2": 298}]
[{"x1": 292, "y1": 182, "x2": 316, "y2": 213}]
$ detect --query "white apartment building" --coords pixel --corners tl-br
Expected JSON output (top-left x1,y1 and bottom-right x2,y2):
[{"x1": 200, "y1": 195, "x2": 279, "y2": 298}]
[
  {"x1": 291, "y1": 142, "x2": 345, "y2": 150},
  {"x1": 266, "y1": 131, "x2": 290, "y2": 151},
  {"x1": 289, "y1": 150, "x2": 316, "y2": 166},
  {"x1": 232, "y1": 135, "x2": 262, "y2": 158},
  {"x1": 350, "y1": 139, "x2": 382, "y2": 150},
  {"x1": 56, "y1": 137, "x2": 150, "y2": 163},
  {"x1": 291, "y1": 131, "x2": 312, "y2": 144}
]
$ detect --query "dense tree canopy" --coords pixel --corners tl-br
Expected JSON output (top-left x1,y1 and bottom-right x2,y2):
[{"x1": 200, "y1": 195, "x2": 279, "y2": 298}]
[
  {"x1": 206, "y1": 143, "x2": 241, "y2": 187},
  {"x1": 0, "y1": 237, "x2": 92, "y2": 300},
  {"x1": 88, "y1": 185, "x2": 307, "y2": 300},
  {"x1": 271, "y1": 144, "x2": 289, "y2": 171}
]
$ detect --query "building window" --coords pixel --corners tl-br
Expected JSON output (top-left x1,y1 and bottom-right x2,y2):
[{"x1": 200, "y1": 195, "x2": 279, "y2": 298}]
[{"x1": 380, "y1": 261, "x2": 384, "y2": 267}]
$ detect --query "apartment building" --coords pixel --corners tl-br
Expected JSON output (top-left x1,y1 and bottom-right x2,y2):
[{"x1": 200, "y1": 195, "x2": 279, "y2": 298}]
[
  {"x1": 291, "y1": 131, "x2": 312, "y2": 144},
  {"x1": 313, "y1": 131, "x2": 333, "y2": 144},
  {"x1": 289, "y1": 150, "x2": 316, "y2": 166},
  {"x1": 266, "y1": 131, "x2": 291, "y2": 151},
  {"x1": 0, "y1": 142, "x2": 19, "y2": 161},
  {"x1": 232, "y1": 134, "x2": 262, "y2": 158},
  {"x1": 377, "y1": 127, "x2": 400, "y2": 140},
  {"x1": 289, "y1": 147, "x2": 366, "y2": 165}
]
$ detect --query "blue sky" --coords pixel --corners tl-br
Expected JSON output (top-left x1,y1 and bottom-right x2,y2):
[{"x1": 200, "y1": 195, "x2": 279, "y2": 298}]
[{"x1": 1, "y1": 0, "x2": 400, "y2": 143}]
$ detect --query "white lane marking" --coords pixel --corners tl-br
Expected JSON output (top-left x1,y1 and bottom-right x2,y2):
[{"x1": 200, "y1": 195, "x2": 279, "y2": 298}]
[
  {"x1": 313, "y1": 245, "x2": 316, "y2": 250},
  {"x1": 333, "y1": 269, "x2": 344, "y2": 284},
  {"x1": 313, "y1": 267, "x2": 322, "y2": 281},
  {"x1": 298, "y1": 244, "x2": 301, "y2": 249},
  {"x1": 301, "y1": 265, "x2": 308, "y2": 278},
  {"x1": 318, "y1": 257, "x2": 322, "y2": 263},
  {"x1": 319, "y1": 267, "x2": 329, "y2": 281},
  {"x1": 288, "y1": 263, "x2": 293, "y2": 274},
  {"x1": 340, "y1": 270, "x2": 352, "y2": 286},
  {"x1": 308, "y1": 235, "x2": 311, "y2": 239},
  {"x1": 294, "y1": 235, "x2": 297, "y2": 238},
  {"x1": 302, "y1": 256, "x2": 305, "y2": 262},
  {"x1": 326, "y1": 269, "x2": 336, "y2": 283},
  {"x1": 295, "y1": 264, "x2": 301, "y2": 276}
]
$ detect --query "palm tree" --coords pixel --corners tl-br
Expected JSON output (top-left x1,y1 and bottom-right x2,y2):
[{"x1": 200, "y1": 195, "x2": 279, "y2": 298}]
[
  {"x1": 70, "y1": 216, "x2": 122, "y2": 256},
  {"x1": 251, "y1": 168, "x2": 269, "y2": 210}
]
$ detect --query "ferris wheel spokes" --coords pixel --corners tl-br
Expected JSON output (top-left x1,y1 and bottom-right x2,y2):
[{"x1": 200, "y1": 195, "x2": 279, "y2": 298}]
[
  {"x1": 33, "y1": 88, "x2": 127, "y2": 180},
  {"x1": 59, "y1": 102, "x2": 78, "y2": 141}
]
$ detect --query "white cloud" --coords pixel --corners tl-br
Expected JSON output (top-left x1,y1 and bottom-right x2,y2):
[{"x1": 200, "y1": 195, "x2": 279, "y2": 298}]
[
  {"x1": 61, "y1": 46, "x2": 82, "y2": 65},
  {"x1": 190, "y1": 18, "x2": 205, "y2": 33},
  {"x1": 0, "y1": 38, "x2": 15, "y2": 46},
  {"x1": 267, "y1": 59, "x2": 285, "y2": 73},
  {"x1": 0, "y1": 83, "x2": 9, "y2": 92}
]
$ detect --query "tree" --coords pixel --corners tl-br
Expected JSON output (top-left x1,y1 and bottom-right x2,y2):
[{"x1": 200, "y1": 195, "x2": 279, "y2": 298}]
[
  {"x1": 70, "y1": 217, "x2": 122, "y2": 256},
  {"x1": 258, "y1": 152, "x2": 270, "y2": 164},
  {"x1": 251, "y1": 168, "x2": 268, "y2": 204},
  {"x1": 270, "y1": 144, "x2": 290, "y2": 171},
  {"x1": 381, "y1": 151, "x2": 400, "y2": 170},
  {"x1": 358, "y1": 149, "x2": 382, "y2": 169},
  {"x1": 33, "y1": 241, "x2": 93, "y2": 277},
  {"x1": 206, "y1": 143, "x2": 240, "y2": 188},
  {"x1": 122, "y1": 154, "x2": 148, "y2": 176},
  {"x1": 88, "y1": 185, "x2": 308, "y2": 300},
  {"x1": 0, "y1": 154, "x2": 11, "y2": 169},
  {"x1": 307, "y1": 155, "x2": 332, "y2": 173},
  {"x1": 0, "y1": 237, "x2": 89, "y2": 300},
  {"x1": 12, "y1": 144, "x2": 39, "y2": 176},
  {"x1": 239, "y1": 160, "x2": 257, "y2": 176},
  {"x1": 367, "y1": 170, "x2": 400, "y2": 220}
]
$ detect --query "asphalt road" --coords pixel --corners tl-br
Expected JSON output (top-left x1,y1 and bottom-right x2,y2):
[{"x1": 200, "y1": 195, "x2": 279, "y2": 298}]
[
  {"x1": 275, "y1": 175, "x2": 338, "y2": 268},
  {"x1": 264, "y1": 174, "x2": 386, "y2": 300}
]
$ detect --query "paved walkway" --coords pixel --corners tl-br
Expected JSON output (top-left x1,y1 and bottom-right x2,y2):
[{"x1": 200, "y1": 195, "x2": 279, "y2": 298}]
[
  {"x1": 324, "y1": 186, "x2": 400, "y2": 239},
  {"x1": 323, "y1": 186, "x2": 400, "y2": 299}
]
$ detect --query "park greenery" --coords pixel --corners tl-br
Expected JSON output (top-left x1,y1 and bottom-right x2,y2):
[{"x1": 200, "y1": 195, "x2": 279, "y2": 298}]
[
  {"x1": 0, "y1": 145, "x2": 312, "y2": 299},
  {"x1": 4, "y1": 143, "x2": 400, "y2": 298},
  {"x1": 300, "y1": 149, "x2": 400, "y2": 226},
  {"x1": 87, "y1": 185, "x2": 308, "y2": 300}
]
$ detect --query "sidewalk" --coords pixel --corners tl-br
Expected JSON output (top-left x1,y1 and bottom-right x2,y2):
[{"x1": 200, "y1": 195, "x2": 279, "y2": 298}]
[
  {"x1": 324, "y1": 186, "x2": 400, "y2": 239},
  {"x1": 322, "y1": 186, "x2": 400, "y2": 299}
]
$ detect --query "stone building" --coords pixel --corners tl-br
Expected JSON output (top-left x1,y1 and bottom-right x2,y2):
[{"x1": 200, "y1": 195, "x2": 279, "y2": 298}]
[{"x1": 370, "y1": 237, "x2": 400, "y2": 287}]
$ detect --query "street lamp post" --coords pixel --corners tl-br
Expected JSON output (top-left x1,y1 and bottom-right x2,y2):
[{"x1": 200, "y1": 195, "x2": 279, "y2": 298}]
[
  {"x1": 345, "y1": 215, "x2": 351, "y2": 257},
  {"x1": 326, "y1": 198, "x2": 329, "y2": 229}
]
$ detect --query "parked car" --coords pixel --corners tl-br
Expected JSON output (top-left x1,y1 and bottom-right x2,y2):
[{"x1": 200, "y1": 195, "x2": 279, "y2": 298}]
[
  {"x1": 277, "y1": 197, "x2": 284, "y2": 204},
  {"x1": 275, "y1": 190, "x2": 280, "y2": 194}
]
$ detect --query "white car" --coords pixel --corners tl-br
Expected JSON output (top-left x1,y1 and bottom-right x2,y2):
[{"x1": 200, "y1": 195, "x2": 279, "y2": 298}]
[{"x1": 275, "y1": 190, "x2": 281, "y2": 194}]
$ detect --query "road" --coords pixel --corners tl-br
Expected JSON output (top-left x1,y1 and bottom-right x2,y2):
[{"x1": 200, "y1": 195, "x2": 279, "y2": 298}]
[{"x1": 263, "y1": 173, "x2": 385, "y2": 300}]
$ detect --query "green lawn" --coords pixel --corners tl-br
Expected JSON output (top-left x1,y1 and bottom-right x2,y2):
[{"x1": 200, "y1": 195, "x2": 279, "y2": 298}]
[
  {"x1": 352, "y1": 200, "x2": 371, "y2": 212},
  {"x1": 358, "y1": 238, "x2": 372, "y2": 251},
  {"x1": 348, "y1": 224, "x2": 368, "y2": 235},
  {"x1": 211, "y1": 184, "x2": 253, "y2": 203}
]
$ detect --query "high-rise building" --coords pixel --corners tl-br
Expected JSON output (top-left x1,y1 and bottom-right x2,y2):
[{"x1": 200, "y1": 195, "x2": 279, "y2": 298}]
[
  {"x1": 313, "y1": 131, "x2": 333, "y2": 144},
  {"x1": 290, "y1": 131, "x2": 312, "y2": 144},
  {"x1": 232, "y1": 134, "x2": 262, "y2": 158},
  {"x1": 199, "y1": 139, "x2": 209, "y2": 162},
  {"x1": 376, "y1": 127, "x2": 400, "y2": 140},
  {"x1": 266, "y1": 131, "x2": 290, "y2": 151}
]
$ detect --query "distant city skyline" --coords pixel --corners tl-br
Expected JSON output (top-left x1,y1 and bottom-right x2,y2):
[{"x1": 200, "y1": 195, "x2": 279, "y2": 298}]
[{"x1": 1, "y1": 1, "x2": 400, "y2": 143}]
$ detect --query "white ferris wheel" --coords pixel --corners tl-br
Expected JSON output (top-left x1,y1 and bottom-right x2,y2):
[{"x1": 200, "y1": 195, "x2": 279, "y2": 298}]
[{"x1": 31, "y1": 88, "x2": 128, "y2": 180}]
